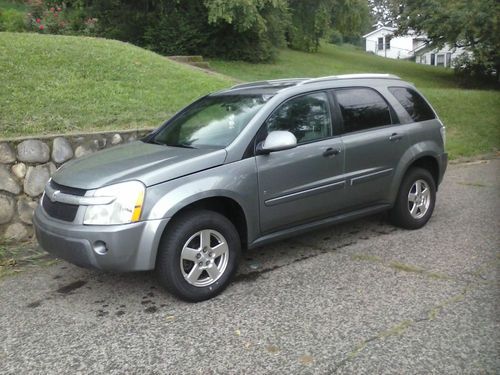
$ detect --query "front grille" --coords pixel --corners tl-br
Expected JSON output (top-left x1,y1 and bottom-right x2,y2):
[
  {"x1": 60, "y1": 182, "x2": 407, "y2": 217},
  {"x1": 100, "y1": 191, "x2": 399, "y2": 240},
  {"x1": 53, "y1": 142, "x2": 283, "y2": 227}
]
[
  {"x1": 42, "y1": 180, "x2": 87, "y2": 222},
  {"x1": 50, "y1": 180, "x2": 86, "y2": 197}
]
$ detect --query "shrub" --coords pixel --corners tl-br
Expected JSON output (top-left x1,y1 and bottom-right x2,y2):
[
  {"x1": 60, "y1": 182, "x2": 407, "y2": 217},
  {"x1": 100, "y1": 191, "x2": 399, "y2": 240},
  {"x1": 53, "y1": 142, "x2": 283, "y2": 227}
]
[
  {"x1": 144, "y1": 4, "x2": 211, "y2": 56},
  {"x1": 453, "y1": 52, "x2": 499, "y2": 87},
  {"x1": 27, "y1": 1, "x2": 68, "y2": 34},
  {"x1": 329, "y1": 29, "x2": 343, "y2": 45},
  {"x1": 25, "y1": 1, "x2": 98, "y2": 36}
]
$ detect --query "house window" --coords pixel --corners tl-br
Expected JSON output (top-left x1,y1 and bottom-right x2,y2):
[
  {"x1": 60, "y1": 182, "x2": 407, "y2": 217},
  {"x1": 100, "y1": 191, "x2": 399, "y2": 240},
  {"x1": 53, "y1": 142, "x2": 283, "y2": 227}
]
[
  {"x1": 430, "y1": 54, "x2": 435, "y2": 65},
  {"x1": 446, "y1": 53, "x2": 452, "y2": 67},
  {"x1": 378, "y1": 37, "x2": 383, "y2": 50},
  {"x1": 436, "y1": 54, "x2": 444, "y2": 67},
  {"x1": 385, "y1": 36, "x2": 391, "y2": 50}
]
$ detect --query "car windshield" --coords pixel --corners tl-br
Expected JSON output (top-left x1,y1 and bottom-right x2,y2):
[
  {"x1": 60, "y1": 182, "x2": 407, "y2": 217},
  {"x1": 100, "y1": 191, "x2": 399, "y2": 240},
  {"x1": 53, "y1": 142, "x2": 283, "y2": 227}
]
[{"x1": 152, "y1": 94, "x2": 272, "y2": 149}]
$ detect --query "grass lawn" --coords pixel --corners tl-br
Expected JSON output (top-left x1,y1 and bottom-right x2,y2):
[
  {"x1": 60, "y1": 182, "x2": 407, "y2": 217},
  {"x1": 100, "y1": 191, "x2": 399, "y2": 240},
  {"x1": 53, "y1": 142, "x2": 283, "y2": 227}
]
[
  {"x1": 0, "y1": 32, "x2": 233, "y2": 138},
  {"x1": 210, "y1": 44, "x2": 500, "y2": 159}
]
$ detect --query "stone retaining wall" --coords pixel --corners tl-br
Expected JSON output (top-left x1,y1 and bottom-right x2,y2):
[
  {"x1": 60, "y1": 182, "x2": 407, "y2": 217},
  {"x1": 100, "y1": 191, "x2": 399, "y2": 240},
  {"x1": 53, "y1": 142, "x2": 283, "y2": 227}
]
[{"x1": 0, "y1": 129, "x2": 153, "y2": 242}]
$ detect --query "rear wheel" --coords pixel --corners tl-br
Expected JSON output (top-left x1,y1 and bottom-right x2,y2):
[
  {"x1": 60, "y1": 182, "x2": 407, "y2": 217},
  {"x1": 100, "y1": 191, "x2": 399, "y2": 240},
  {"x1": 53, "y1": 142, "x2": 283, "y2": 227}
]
[
  {"x1": 156, "y1": 210, "x2": 241, "y2": 302},
  {"x1": 389, "y1": 167, "x2": 436, "y2": 229}
]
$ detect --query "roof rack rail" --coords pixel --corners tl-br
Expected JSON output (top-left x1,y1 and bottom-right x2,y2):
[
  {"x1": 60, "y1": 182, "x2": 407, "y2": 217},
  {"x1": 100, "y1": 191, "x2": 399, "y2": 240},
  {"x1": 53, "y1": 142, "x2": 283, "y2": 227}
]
[
  {"x1": 298, "y1": 73, "x2": 401, "y2": 85},
  {"x1": 231, "y1": 78, "x2": 309, "y2": 90}
]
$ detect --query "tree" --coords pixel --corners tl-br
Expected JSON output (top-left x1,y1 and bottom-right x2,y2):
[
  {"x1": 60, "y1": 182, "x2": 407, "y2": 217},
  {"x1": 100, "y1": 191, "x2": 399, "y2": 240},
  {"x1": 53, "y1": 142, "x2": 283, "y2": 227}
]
[
  {"x1": 287, "y1": 0, "x2": 371, "y2": 51},
  {"x1": 332, "y1": 0, "x2": 372, "y2": 42},
  {"x1": 396, "y1": 0, "x2": 500, "y2": 82},
  {"x1": 65, "y1": 0, "x2": 371, "y2": 62},
  {"x1": 368, "y1": 0, "x2": 400, "y2": 27}
]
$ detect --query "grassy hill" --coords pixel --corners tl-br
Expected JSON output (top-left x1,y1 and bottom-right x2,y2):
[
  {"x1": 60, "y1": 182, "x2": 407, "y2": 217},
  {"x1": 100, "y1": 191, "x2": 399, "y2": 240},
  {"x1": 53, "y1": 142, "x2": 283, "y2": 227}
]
[
  {"x1": 211, "y1": 44, "x2": 500, "y2": 159},
  {"x1": 0, "y1": 33, "x2": 498, "y2": 159},
  {"x1": 0, "y1": 32, "x2": 233, "y2": 138}
]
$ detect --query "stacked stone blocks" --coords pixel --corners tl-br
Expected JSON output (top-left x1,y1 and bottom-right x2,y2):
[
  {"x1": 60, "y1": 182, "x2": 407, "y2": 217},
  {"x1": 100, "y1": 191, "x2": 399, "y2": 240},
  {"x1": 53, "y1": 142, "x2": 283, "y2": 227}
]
[{"x1": 0, "y1": 129, "x2": 152, "y2": 242}]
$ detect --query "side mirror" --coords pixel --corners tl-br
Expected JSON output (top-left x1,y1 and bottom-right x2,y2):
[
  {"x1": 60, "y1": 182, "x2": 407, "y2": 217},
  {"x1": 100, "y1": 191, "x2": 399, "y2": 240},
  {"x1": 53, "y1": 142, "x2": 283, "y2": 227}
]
[{"x1": 257, "y1": 131, "x2": 297, "y2": 154}]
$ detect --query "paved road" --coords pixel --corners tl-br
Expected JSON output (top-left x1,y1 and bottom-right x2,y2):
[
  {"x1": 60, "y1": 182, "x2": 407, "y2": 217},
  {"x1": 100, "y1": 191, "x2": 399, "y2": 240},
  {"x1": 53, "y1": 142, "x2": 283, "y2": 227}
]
[{"x1": 1, "y1": 159, "x2": 499, "y2": 374}]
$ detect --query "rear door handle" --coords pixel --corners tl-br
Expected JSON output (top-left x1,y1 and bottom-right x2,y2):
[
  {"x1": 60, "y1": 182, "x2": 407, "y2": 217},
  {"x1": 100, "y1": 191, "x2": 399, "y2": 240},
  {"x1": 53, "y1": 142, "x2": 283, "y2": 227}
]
[
  {"x1": 389, "y1": 133, "x2": 403, "y2": 142},
  {"x1": 323, "y1": 147, "x2": 341, "y2": 157}
]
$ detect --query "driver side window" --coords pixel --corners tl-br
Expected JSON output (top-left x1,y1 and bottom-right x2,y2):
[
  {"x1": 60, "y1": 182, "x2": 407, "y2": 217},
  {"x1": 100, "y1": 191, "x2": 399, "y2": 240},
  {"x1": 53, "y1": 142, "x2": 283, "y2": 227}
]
[{"x1": 265, "y1": 92, "x2": 332, "y2": 144}]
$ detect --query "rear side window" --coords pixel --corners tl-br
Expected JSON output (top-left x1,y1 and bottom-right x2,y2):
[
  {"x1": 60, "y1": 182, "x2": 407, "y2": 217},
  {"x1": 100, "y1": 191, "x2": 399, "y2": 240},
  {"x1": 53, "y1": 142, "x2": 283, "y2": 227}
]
[
  {"x1": 334, "y1": 88, "x2": 392, "y2": 133},
  {"x1": 389, "y1": 87, "x2": 435, "y2": 122}
]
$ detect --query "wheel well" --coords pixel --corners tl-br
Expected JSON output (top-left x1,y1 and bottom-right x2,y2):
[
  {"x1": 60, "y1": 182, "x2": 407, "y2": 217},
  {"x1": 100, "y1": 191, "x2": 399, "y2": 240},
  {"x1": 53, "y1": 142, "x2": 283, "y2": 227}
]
[
  {"x1": 166, "y1": 197, "x2": 248, "y2": 249},
  {"x1": 408, "y1": 156, "x2": 439, "y2": 189}
]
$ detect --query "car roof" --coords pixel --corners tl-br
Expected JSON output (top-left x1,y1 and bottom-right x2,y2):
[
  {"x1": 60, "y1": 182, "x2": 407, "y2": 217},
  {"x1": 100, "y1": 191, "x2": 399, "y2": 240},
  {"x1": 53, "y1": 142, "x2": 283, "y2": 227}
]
[{"x1": 212, "y1": 74, "x2": 406, "y2": 96}]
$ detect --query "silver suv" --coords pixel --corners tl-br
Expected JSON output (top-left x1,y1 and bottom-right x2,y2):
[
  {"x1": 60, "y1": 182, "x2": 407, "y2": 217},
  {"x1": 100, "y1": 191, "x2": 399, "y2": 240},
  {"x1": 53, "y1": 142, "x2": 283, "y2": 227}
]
[{"x1": 34, "y1": 74, "x2": 447, "y2": 301}]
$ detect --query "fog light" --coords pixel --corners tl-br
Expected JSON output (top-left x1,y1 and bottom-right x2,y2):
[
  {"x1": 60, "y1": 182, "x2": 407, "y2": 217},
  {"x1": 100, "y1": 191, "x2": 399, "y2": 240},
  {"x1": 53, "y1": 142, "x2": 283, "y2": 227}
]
[{"x1": 93, "y1": 241, "x2": 108, "y2": 255}]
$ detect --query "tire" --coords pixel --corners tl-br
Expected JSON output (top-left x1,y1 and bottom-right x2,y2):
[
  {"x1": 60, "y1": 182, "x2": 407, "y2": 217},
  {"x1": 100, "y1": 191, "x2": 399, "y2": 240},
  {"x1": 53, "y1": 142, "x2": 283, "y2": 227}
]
[
  {"x1": 156, "y1": 209, "x2": 241, "y2": 302},
  {"x1": 389, "y1": 167, "x2": 436, "y2": 230}
]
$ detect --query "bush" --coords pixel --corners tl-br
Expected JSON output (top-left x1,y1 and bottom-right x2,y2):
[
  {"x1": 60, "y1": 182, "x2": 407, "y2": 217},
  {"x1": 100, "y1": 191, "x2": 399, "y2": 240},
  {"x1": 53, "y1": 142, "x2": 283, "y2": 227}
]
[
  {"x1": 453, "y1": 52, "x2": 499, "y2": 87},
  {"x1": 25, "y1": 1, "x2": 98, "y2": 35},
  {"x1": 0, "y1": 9, "x2": 26, "y2": 32},
  {"x1": 208, "y1": 24, "x2": 277, "y2": 62},
  {"x1": 144, "y1": 4, "x2": 210, "y2": 56},
  {"x1": 329, "y1": 29, "x2": 343, "y2": 45},
  {"x1": 143, "y1": 2, "x2": 280, "y2": 62}
]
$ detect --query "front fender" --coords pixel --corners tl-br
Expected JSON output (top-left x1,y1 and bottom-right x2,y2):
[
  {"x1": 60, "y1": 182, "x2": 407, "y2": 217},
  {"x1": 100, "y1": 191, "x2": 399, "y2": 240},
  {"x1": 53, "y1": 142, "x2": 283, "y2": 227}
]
[{"x1": 142, "y1": 158, "x2": 260, "y2": 242}]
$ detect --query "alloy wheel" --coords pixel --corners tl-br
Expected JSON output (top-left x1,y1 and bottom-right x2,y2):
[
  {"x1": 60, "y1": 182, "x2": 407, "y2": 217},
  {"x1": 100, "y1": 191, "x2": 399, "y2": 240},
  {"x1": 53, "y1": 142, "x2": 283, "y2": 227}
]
[{"x1": 179, "y1": 229, "x2": 229, "y2": 287}]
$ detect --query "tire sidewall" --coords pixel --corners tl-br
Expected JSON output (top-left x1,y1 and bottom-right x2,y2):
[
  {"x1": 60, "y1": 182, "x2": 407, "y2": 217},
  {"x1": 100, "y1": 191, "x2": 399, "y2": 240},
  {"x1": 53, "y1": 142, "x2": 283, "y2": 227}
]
[
  {"x1": 393, "y1": 168, "x2": 436, "y2": 229},
  {"x1": 157, "y1": 210, "x2": 241, "y2": 302}
]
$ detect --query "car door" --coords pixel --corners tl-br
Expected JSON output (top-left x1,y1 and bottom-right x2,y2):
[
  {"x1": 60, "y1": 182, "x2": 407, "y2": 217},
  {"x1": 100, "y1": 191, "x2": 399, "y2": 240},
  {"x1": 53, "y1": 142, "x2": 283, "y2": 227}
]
[
  {"x1": 333, "y1": 87, "x2": 409, "y2": 208},
  {"x1": 256, "y1": 91, "x2": 346, "y2": 233}
]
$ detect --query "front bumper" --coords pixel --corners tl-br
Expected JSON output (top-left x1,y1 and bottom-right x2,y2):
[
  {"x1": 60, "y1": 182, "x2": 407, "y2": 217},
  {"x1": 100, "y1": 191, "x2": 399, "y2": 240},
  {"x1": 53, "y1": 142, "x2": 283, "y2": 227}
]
[{"x1": 33, "y1": 206, "x2": 169, "y2": 271}]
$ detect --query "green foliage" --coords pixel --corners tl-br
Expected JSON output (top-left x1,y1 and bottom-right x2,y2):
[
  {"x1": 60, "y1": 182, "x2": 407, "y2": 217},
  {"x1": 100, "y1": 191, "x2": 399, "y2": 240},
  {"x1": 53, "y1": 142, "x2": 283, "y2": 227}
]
[
  {"x1": 23, "y1": 0, "x2": 98, "y2": 35},
  {"x1": 287, "y1": 0, "x2": 332, "y2": 52},
  {"x1": 144, "y1": 3, "x2": 210, "y2": 56},
  {"x1": 32, "y1": 0, "x2": 370, "y2": 62},
  {"x1": 397, "y1": 0, "x2": 500, "y2": 82},
  {"x1": 0, "y1": 32, "x2": 233, "y2": 138},
  {"x1": 332, "y1": 0, "x2": 372, "y2": 39},
  {"x1": 0, "y1": 8, "x2": 26, "y2": 31},
  {"x1": 143, "y1": 1, "x2": 286, "y2": 62},
  {"x1": 330, "y1": 29, "x2": 343, "y2": 45},
  {"x1": 210, "y1": 43, "x2": 500, "y2": 159}
]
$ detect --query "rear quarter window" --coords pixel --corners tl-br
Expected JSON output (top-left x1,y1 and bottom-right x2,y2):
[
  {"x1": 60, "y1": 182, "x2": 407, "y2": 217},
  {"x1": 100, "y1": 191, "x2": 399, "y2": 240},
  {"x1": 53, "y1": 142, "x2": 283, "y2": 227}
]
[{"x1": 388, "y1": 87, "x2": 435, "y2": 122}]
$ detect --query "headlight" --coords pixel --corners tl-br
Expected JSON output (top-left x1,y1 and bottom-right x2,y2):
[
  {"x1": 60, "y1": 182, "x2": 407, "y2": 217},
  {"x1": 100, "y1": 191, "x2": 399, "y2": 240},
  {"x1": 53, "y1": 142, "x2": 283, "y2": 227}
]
[{"x1": 83, "y1": 181, "x2": 145, "y2": 225}]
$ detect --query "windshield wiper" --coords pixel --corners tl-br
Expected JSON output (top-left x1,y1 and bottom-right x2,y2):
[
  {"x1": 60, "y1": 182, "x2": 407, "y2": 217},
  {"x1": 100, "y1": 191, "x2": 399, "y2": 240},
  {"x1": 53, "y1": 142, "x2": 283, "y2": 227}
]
[
  {"x1": 168, "y1": 143, "x2": 197, "y2": 149},
  {"x1": 146, "y1": 138, "x2": 164, "y2": 145}
]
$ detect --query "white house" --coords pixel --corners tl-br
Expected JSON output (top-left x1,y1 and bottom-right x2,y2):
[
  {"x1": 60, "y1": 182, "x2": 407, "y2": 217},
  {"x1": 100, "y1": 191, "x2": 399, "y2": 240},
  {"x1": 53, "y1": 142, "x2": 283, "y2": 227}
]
[
  {"x1": 363, "y1": 25, "x2": 466, "y2": 68},
  {"x1": 363, "y1": 26, "x2": 426, "y2": 60},
  {"x1": 413, "y1": 44, "x2": 466, "y2": 68}
]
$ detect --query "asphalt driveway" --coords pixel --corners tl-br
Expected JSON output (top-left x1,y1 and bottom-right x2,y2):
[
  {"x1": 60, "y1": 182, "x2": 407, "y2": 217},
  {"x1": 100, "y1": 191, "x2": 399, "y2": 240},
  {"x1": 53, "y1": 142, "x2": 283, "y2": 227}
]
[{"x1": 1, "y1": 159, "x2": 499, "y2": 374}]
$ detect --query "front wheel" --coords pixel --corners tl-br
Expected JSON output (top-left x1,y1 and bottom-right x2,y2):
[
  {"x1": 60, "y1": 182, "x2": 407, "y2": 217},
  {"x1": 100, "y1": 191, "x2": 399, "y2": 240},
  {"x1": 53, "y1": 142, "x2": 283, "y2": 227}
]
[
  {"x1": 389, "y1": 167, "x2": 436, "y2": 229},
  {"x1": 156, "y1": 210, "x2": 241, "y2": 302}
]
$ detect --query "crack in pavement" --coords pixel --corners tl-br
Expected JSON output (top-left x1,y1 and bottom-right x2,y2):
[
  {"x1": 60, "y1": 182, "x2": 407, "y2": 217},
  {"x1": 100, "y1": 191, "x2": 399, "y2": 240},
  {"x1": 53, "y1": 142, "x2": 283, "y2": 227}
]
[{"x1": 329, "y1": 255, "x2": 499, "y2": 373}]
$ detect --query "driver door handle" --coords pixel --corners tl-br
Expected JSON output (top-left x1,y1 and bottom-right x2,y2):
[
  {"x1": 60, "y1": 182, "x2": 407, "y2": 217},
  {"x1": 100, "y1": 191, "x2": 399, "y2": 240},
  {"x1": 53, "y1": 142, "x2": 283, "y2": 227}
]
[
  {"x1": 323, "y1": 147, "x2": 341, "y2": 157},
  {"x1": 389, "y1": 133, "x2": 403, "y2": 142}
]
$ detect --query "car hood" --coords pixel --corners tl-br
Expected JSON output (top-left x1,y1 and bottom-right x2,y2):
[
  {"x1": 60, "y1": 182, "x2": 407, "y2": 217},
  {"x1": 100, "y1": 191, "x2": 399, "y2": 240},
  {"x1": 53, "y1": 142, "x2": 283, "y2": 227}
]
[{"x1": 52, "y1": 141, "x2": 227, "y2": 190}]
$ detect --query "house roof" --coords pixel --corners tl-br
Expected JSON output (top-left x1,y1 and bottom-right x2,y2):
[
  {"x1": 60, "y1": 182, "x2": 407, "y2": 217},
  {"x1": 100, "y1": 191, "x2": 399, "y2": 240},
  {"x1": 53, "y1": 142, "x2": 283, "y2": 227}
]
[{"x1": 362, "y1": 26, "x2": 397, "y2": 39}]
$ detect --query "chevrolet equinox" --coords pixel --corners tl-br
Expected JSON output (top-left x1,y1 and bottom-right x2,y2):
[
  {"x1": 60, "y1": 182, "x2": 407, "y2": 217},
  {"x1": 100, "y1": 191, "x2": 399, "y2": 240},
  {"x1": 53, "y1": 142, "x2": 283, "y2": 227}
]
[{"x1": 34, "y1": 74, "x2": 448, "y2": 302}]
